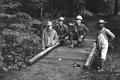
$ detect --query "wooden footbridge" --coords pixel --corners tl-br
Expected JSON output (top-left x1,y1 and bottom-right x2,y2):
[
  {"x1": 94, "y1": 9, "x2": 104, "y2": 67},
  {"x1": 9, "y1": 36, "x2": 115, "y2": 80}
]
[{"x1": 28, "y1": 38, "x2": 97, "y2": 69}]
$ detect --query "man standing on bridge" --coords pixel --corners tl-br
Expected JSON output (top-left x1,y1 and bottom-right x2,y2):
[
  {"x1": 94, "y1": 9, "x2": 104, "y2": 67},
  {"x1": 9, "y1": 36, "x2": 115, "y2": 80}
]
[
  {"x1": 42, "y1": 21, "x2": 58, "y2": 50},
  {"x1": 69, "y1": 15, "x2": 89, "y2": 48},
  {"x1": 96, "y1": 19, "x2": 115, "y2": 72}
]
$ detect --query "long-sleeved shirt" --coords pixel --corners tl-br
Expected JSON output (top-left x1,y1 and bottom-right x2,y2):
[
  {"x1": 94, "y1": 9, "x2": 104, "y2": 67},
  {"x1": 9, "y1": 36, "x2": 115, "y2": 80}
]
[
  {"x1": 97, "y1": 27, "x2": 115, "y2": 49},
  {"x1": 42, "y1": 28, "x2": 58, "y2": 48},
  {"x1": 76, "y1": 23, "x2": 89, "y2": 37},
  {"x1": 97, "y1": 27, "x2": 115, "y2": 60},
  {"x1": 69, "y1": 22, "x2": 89, "y2": 41},
  {"x1": 57, "y1": 24, "x2": 68, "y2": 39},
  {"x1": 69, "y1": 23, "x2": 89, "y2": 36}
]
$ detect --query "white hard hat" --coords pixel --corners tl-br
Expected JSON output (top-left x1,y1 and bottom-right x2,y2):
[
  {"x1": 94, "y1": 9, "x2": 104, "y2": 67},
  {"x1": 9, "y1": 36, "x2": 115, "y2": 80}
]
[
  {"x1": 98, "y1": 19, "x2": 106, "y2": 24},
  {"x1": 59, "y1": 17, "x2": 64, "y2": 21},
  {"x1": 76, "y1": 15, "x2": 83, "y2": 20},
  {"x1": 47, "y1": 21, "x2": 52, "y2": 26}
]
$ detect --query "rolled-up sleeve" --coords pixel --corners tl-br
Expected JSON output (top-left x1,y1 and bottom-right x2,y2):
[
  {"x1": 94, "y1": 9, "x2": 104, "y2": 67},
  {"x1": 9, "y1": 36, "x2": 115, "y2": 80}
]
[{"x1": 105, "y1": 29, "x2": 115, "y2": 41}]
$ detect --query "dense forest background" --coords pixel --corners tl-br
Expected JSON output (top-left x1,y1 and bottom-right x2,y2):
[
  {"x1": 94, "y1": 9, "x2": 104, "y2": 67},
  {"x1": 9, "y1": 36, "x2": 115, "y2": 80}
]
[{"x1": 0, "y1": 0, "x2": 120, "y2": 18}]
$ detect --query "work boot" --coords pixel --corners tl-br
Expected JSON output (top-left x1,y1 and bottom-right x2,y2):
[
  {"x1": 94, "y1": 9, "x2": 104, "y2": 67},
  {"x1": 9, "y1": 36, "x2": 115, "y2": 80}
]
[
  {"x1": 97, "y1": 59, "x2": 105, "y2": 72},
  {"x1": 60, "y1": 40, "x2": 65, "y2": 45},
  {"x1": 70, "y1": 44, "x2": 74, "y2": 48}
]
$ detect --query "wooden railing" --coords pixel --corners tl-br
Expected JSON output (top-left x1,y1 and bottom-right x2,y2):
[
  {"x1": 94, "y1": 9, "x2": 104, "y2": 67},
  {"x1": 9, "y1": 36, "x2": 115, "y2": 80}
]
[
  {"x1": 84, "y1": 42, "x2": 97, "y2": 69},
  {"x1": 28, "y1": 43, "x2": 60, "y2": 64}
]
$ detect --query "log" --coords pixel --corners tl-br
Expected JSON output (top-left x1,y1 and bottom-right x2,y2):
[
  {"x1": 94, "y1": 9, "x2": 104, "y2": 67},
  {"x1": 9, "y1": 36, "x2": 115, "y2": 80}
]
[
  {"x1": 84, "y1": 43, "x2": 97, "y2": 69},
  {"x1": 28, "y1": 43, "x2": 60, "y2": 64}
]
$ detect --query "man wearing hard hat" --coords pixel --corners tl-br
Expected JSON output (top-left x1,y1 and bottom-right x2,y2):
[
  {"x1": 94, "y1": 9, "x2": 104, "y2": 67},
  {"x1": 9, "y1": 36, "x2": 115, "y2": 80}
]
[
  {"x1": 42, "y1": 21, "x2": 58, "y2": 50},
  {"x1": 69, "y1": 15, "x2": 89, "y2": 48},
  {"x1": 56, "y1": 17, "x2": 69, "y2": 44},
  {"x1": 96, "y1": 19, "x2": 115, "y2": 72}
]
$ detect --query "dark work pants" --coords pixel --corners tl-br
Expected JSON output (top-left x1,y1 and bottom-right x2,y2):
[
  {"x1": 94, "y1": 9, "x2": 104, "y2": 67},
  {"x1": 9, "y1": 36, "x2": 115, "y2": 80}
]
[
  {"x1": 69, "y1": 32, "x2": 84, "y2": 46},
  {"x1": 92, "y1": 49, "x2": 102, "y2": 70}
]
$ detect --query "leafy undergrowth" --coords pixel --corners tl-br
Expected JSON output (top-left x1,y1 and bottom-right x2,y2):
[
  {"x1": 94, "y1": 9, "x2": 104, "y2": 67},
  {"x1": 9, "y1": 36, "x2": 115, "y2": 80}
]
[{"x1": 0, "y1": 12, "x2": 43, "y2": 71}]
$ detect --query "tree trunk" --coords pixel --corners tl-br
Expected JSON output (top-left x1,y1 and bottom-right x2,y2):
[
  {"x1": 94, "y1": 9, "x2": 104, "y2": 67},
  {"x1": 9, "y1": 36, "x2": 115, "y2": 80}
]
[{"x1": 114, "y1": 0, "x2": 119, "y2": 15}]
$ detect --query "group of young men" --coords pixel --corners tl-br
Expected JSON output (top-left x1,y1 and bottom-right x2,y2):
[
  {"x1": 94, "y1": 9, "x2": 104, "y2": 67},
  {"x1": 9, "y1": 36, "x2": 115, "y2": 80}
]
[
  {"x1": 42, "y1": 15, "x2": 89, "y2": 49},
  {"x1": 42, "y1": 15, "x2": 115, "y2": 72}
]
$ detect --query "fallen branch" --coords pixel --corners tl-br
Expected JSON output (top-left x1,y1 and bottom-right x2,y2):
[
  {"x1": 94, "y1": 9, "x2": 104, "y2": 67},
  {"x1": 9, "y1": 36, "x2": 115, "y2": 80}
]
[{"x1": 28, "y1": 43, "x2": 60, "y2": 64}]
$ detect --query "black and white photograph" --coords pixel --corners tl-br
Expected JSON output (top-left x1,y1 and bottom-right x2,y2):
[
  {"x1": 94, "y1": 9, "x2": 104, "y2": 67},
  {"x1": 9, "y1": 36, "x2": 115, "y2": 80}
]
[{"x1": 0, "y1": 0, "x2": 120, "y2": 80}]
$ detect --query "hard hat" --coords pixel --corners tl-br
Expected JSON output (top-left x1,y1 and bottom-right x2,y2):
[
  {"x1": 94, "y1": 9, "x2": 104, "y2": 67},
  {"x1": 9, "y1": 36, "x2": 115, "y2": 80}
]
[
  {"x1": 76, "y1": 15, "x2": 83, "y2": 20},
  {"x1": 98, "y1": 19, "x2": 106, "y2": 24},
  {"x1": 59, "y1": 17, "x2": 64, "y2": 21},
  {"x1": 47, "y1": 21, "x2": 52, "y2": 26}
]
